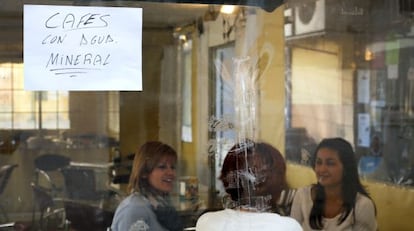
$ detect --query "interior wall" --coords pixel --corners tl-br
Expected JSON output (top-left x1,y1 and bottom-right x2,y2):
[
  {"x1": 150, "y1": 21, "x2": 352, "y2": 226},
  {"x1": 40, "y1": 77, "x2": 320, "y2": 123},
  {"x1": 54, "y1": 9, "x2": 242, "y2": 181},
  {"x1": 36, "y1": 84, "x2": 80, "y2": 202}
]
[
  {"x1": 0, "y1": 13, "x2": 22, "y2": 62},
  {"x1": 159, "y1": 45, "x2": 181, "y2": 155},
  {"x1": 255, "y1": 7, "x2": 286, "y2": 149},
  {"x1": 180, "y1": 29, "x2": 199, "y2": 177},
  {"x1": 194, "y1": 20, "x2": 212, "y2": 199},
  {"x1": 119, "y1": 29, "x2": 174, "y2": 157},
  {"x1": 290, "y1": 40, "x2": 354, "y2": 142},
  {"x1": 69, "y1": 92, "x2": 109, "y2": 134}
]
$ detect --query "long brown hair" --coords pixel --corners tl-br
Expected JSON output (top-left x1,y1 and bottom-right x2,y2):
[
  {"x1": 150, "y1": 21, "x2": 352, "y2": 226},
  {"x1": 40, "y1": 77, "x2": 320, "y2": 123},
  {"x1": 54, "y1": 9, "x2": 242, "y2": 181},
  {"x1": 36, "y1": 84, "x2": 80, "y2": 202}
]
[
  {"x1": 127, "y1": 141, "x2": 177, "y2": 194},
  {"x1": 254, "y1": 141, "x2": 287, "y2": 202},
  {"x1": 220, "y1": 140, "x2": 255, "y2": 201},
  {"x1": 219, "y1": 140, "x2": 287, "y2": 204},
  {"x1": 309, "y1": 137, "x2": 374, "y2": 229}
]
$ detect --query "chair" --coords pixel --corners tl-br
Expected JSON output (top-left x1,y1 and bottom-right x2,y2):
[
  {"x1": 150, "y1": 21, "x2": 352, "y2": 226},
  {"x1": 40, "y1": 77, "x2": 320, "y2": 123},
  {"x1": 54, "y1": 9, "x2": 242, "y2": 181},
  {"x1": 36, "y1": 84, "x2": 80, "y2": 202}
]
[
  {"x1": 32, "y1": 154, "x2": 71, "y2": 229},
  {"x1": 0, "y1": 164, "x2": 32, "y2": 230},
  {"x1": 0, "y1": 164, "x2": 18, "y2": 222},
  {"x1": 60, "y1": 166, "x2": 121, "y2": 230},
  {"x1": 64, "y1": 200, "x2": 114, "y2": 231},
  {"x1": 30, "y1": 183, "x2": 67, "y2": 230},
  {"x1": 276, "y1": 188, "x2": 297, "y2": 216},
  {"x1": 60, "y1": 167, "x2": 109, "y2": 201},
  {"x1": 33, "y1": 154, "x2": 71, "y2": 194}
]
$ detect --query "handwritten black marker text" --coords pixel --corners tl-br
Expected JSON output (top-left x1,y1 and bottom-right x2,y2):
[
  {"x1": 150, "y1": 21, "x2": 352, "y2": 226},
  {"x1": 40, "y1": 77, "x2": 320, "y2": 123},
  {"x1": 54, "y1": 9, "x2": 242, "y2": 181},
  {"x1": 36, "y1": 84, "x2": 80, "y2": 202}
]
[{"x1": 45, "y1": 12, "x2": 110, "y2": 31}]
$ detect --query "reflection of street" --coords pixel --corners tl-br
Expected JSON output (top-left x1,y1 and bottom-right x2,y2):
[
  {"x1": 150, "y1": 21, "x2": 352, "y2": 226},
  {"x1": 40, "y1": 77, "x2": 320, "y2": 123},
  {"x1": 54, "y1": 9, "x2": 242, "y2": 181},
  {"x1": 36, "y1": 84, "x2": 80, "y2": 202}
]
[
  {"x1": 363, "y1": 122, "x2": 414, "y2": 186},
  {"x1": 285, "y1": 127, "x2": 317, "y2": 166}
]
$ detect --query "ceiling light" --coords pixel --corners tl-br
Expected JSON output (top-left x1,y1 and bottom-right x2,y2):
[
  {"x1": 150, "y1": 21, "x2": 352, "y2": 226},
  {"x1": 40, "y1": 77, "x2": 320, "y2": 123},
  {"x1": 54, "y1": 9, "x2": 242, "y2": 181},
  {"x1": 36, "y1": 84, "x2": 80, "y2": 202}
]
[
  {"x1": 179, "y1": 34, "x2": 187, "y2": 42},
  {"x1": 220, "y1": 5, "x2": 237, "y2": 14}
]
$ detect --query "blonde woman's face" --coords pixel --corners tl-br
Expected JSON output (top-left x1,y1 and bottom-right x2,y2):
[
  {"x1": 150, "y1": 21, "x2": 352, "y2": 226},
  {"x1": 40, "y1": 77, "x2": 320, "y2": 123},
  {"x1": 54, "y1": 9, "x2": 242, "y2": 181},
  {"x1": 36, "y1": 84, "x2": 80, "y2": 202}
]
[{"x1": 148, "y1": 156, "x2": 177, "y2": 193}]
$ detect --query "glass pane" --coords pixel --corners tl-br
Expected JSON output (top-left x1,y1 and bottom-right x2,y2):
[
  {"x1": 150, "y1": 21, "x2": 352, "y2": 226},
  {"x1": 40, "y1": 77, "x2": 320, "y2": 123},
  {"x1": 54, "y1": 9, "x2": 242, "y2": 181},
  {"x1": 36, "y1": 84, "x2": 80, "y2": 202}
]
[
  {"x1": 108, "y1": 111, "x2": 119, "y2": 138},
  {"x1": 41, "y1": 112, "x2": 70, "y2": 129},
  {"x1": 13, "y1": 112, "x2": 38, "y2": 129},
  {"x1": 57, "y1": 112, "x2": 70, "y2": 129},
  {"x1": 0, "y1": 113, "x2": 12, "y2": 128},
  {"x1": 283, "y1": 1, "x2": 413, "y2": 229},
  {"x1": 0, "y1": 90, "x2": 12, "y2": 111},
  {"x1": 41, "y1": 112, "x2": 57, "y2": 129},
  {"x1": 57, "y1": 91, "x2": 69, "y2": 111},
  {"x1": 12, "y1": 63, "x2": 24, "y2": 89},
  {"x1": 108, "y1": 91, "x2": 119, "y2": 112},
  {"x1": 13, "y1": 90, "x2": 37, "y2": 112},
  {"x1": 1, "y1": 1, "x2": 414, "y2": 231},
  {"x1": 0, "y1": 63, "x2": 13, "y2": 90},
  {"x1": 182, "y1": 40, "x2": 192, "y2": 142},
  {"x1": 41, "y1": 91, "x2": 58, "y2": 112}
]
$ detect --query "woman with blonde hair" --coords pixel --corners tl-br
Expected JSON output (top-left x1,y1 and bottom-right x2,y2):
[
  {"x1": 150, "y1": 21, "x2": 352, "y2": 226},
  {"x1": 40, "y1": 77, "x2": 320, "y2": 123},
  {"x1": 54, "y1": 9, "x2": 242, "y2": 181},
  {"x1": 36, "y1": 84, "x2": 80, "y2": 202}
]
[{"x1": 111, "y1": 141, "x2": 182, "y2": 231}]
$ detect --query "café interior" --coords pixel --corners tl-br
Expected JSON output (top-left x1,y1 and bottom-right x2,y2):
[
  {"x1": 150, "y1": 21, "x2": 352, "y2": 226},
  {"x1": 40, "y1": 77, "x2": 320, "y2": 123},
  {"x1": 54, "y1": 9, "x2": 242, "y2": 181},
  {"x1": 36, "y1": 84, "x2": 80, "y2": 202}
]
[{"x1": 1, "y1": 0, "x2": 414, "y2": 230}]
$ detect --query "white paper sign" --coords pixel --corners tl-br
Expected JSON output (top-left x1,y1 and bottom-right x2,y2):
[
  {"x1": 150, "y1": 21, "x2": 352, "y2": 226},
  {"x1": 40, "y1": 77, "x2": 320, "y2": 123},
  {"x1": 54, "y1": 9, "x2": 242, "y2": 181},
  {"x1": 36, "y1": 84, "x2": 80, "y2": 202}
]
[
  {"x1": 387, "y1": 64, "x2": 398, "y2": 79},
  {"x1": 357, "y1": 69, "x2": 370, "y2": 104},
  {"x1": 358, "y1": 113, "x2": 370, "y2": 147},
  {"x1": 24, "y1": 4, "x2": 142, "y2": 91}
]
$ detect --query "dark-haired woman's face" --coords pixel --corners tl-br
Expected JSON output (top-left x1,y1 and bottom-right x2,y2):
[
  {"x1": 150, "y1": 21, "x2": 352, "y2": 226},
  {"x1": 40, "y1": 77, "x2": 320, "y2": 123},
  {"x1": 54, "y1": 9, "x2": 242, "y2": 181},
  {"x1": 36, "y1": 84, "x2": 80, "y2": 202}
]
[{"x1": 314, "y1": 148, "x2": 343, "y2": 188}]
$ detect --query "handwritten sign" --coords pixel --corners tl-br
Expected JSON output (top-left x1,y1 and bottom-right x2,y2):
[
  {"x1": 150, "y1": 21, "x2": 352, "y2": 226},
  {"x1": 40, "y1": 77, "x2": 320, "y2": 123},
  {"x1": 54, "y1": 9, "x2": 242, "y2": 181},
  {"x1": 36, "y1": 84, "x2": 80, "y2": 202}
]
[{"x1": 24, "y1": 4, "x2": 142, "y2": 91}]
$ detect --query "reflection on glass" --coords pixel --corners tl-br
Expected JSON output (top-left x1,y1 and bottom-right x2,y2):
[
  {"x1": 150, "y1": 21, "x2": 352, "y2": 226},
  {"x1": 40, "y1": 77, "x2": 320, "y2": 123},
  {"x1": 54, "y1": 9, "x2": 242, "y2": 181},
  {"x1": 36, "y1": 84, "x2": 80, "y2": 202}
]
[
  {"x1": 284, "y1": 0, "x2": 414, "y2": 188},
  {"x1": 0, "y1": 1, "x2": 413, "y2": 231}
]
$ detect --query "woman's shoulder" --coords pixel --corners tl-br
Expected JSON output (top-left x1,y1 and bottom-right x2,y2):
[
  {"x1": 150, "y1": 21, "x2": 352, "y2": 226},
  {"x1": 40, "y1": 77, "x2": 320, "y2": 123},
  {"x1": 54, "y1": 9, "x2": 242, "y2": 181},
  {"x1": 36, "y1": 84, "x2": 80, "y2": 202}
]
[
  {"x1": 291, "y1": 185, "x2": 315, "y2": 207},
  {"x1": 196, "y1": 209, "x2": 302, "y2": 231},
  {"x1": 298, "y1": 185, "x2": 313, "y2": 191},
  {"x1": 355, "y1": 192, "x2": 376, "y2": 209},
  {"x1": 122, "y1": 192, "x2": 145, "y2": 202},
  {"x1": 112, "y1": 193, "x2": 159, "y2": 231},
  {"x1": 196, "y1": 209, "x2": 230, "y2": 230},
  {"x1": 256, "y1": 212, "x2": 302, "y2": 225},
  {"x1": 198, "y1": 209, "x2": 232, "y2": 220},
  {"x1": 117, "y1": 193, "x2": 151, "y2": 210},
  {"x1": 295, "y1": 184, "x2": 313, "y2": 196},
  {"x1": 354, "y1": 193, "x2": 378, "y2": 230}
]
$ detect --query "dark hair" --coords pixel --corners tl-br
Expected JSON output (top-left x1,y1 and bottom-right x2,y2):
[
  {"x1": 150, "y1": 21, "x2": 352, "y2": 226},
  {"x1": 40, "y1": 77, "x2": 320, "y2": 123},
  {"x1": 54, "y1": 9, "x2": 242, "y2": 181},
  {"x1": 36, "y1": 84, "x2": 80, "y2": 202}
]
[
  {"x1": 127, "y1": 141, "x2": 177, "y2": 194},
  {"x1": 253, "y1": 141, "x2": 287, "y2": 202},
  {"x1": 219, "y1": 140, "x2": 287, "y2": 205},
  {"x1": 309, "y1": 137, "x2": 374, "y2": 229},
  {"x1": 219, "y1": 140, "x2": 255, "y2": 201}
]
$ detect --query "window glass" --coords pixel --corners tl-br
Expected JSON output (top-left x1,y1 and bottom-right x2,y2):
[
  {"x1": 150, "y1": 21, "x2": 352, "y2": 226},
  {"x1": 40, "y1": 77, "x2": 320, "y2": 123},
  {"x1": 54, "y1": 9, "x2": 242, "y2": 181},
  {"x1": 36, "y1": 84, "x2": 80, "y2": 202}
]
[
  {"x1": 0, "y1": 1, "x2": 413, "y2": 231},
  {"x1": 0, "y1": 90, "x2": 12, "y2": 111},
  {"x1": 283, "y1": 1, "x2": 414, "y2": 189},
  {"x1": 0, "y1": 63, "x2": 13, "y2": 90},
  {"x1": 0, "y1": 63, "x2": 70, "y2": 129},
  {"x1": 182, "y1": 39, "x2": 193, "y2": 142},
  {"x1": 13, "y1": 112, "x2": 38, "y2": 129}
]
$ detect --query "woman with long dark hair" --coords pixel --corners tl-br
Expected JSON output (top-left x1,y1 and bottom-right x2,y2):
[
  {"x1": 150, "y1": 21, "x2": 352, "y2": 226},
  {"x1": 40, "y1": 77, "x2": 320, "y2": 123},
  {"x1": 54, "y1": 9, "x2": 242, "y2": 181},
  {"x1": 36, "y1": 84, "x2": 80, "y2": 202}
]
[{"x1": 290, "y1": 137, "x2": 377, "y2": 230}]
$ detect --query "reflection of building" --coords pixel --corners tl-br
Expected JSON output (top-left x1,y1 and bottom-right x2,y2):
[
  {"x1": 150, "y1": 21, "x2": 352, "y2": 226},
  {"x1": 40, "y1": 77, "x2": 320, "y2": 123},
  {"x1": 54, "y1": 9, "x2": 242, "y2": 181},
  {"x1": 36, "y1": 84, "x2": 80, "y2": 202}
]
[
  {"x1": 285, "y1": 0, "x2": 369, "y2": 39},
  {"x1": 284, "y1": 0, "x2": 414, "y2": 186}
]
